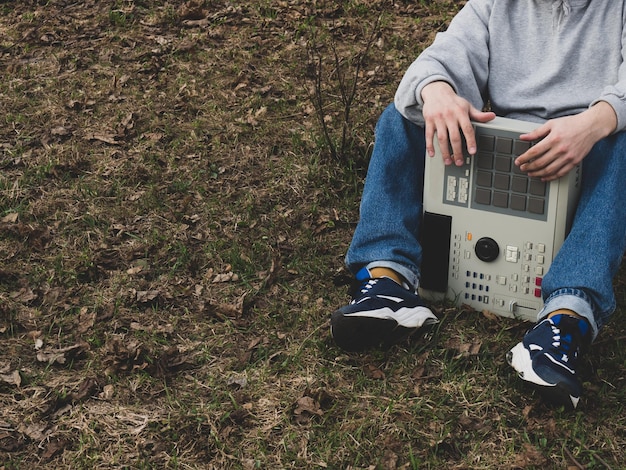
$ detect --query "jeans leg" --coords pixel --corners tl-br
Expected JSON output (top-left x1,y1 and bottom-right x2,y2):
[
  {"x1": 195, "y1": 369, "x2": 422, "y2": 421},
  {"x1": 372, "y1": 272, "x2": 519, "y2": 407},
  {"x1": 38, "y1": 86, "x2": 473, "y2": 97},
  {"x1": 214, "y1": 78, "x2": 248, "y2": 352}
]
[
  {"x1": 345, "y1": 103, "x2": 426, "y2": 289},
  {"x1": 540, "y1": 132, "x2": 626, "y2": 338}
]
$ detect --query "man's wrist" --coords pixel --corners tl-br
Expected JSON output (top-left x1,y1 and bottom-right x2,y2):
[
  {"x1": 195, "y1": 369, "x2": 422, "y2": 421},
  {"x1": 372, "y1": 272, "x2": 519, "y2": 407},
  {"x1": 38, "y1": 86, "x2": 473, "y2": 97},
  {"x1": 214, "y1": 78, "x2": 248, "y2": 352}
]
[
  {"x1": 589, "y1": 101, "x2": 617, "y2": 138},
  {"x1": 420, "y1": 80, "x2": 455, "y2": 103}
]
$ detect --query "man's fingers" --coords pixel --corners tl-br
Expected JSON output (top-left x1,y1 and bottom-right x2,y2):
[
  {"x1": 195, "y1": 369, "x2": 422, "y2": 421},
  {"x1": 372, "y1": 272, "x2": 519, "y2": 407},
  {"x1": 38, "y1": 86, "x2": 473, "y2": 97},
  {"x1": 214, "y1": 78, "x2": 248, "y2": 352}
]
[
  {"x1": 447, "y1": 126, "x2": 465, "y2": 165},
  {"x1": 430, "y1": 121, "x2": 473, "y2": 165},
  {"x1": 516, "y1": 137, "x2": 547, "y2": 167},
  {"x1": 435, "y1": 125, "x2": 453, "y2": 163},
  {"x1": 459, "y1": 120, "x2": 476, "y2": 156},
  {"x1": 425, "y1": 125, "x2": 436, "y2": 157}
]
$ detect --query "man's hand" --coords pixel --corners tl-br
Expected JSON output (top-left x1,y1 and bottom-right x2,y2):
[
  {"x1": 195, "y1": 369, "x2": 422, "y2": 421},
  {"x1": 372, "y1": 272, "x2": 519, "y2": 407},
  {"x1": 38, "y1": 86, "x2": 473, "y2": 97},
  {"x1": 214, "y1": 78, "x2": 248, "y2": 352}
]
[
  {"x1": 516, "y1": 101, "x2": 617, "y2": 181},
  {"x1": 421, "y1": 81, "x2": 495, "y2": 165}
]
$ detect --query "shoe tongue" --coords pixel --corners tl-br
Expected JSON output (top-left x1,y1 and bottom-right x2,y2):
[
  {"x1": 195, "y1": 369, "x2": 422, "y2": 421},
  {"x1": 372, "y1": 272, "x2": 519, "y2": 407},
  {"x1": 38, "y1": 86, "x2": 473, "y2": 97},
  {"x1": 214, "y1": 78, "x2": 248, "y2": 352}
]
[
  {"x1": 551, "y1": 314, "x2": 590, "y2": 340},
  {"x1": 577, "y1": 318, "x2": 590, "y2": 337},
  {"x1": 355, "y1": 266, "x2": 372, "y2": 282}
]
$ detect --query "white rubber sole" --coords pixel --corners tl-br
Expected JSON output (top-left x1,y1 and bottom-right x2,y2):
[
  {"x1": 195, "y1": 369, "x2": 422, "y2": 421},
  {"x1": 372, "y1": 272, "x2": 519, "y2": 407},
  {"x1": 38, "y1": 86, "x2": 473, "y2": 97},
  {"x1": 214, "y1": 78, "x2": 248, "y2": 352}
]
[
  {"x1": 343, "y1": 305, "x2": 439, "y2": 328},
  {"x1": 507, "y1": 342, "x2": 580, "y2": 409}
]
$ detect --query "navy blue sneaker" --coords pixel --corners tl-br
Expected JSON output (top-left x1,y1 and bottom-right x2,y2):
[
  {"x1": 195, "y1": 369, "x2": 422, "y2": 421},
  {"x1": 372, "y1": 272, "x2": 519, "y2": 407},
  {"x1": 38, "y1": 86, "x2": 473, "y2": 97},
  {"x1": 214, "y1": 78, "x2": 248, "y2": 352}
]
[
  {"x1": 330, "y1": 268, "x2": 438, "y2": 352},
  {"x1": 507, "y1": 314, "x2": 591, "y2": 410}
]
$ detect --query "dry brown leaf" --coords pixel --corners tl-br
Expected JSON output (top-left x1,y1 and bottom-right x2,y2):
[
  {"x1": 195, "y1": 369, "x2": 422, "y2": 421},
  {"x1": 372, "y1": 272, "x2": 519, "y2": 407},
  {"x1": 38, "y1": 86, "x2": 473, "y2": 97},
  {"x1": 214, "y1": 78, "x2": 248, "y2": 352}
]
[
  {"x1": 211, "y1": 301, "x2": 243, "y2": 319},
  {"x1": 0, "y1": 370, "x2": 21, "y2": 387},
  {"x1": 226, "y1": 374, "x2": 248, "y2": 388},
  {"x1": 17, "y1": 422, "x2": 47, "y2": 441},
  {"x1": 212, "y1": 271, "x2": 239, "y2": 283},
  {"x1": 382, "y1": 450, "x2": 399, "y2": 470},
  {"x1": 100, "y1": 384, "x2": 115, "y2": 400},
  {"x1": 103, "y1": 338, "x2": 149, "y2": 375},
  {"x1": 42, "y1": 286, "x2": 63, "y2": 305},
  {"x1": 50, "y1": 126, "x2": 71, "y2": 136},
  {"x1": 42, "y1": 438, "x2": 69, "y2": 460},
  {"x1": 73, "y1": 377, "x2": 100, "y2": 402},
  {"x1": 179, "y1": 1, "x2": 207, "y2": 20},
  {"x1": 141, "y1": 132, "x2": 164, "y2": 141},
  {"x1": 412, "y1": 365, "x2": 427, "y2": 380},
  {"x1": 86, "y1": 132, "x2": 121, "y2": 145},
  {"x1": 156, "y1": 345, "x2": 194, "y2": 376},
  {"x1": 513, "y1": 443, "x2": 548, "y2": 467},
  {"x1": 247, "y1": 337, "x2": 262, "y2": 350},
  {"x1": 120, "y1": 112, "x2": 134, "y2": 129},
  {"x1": 468, "y1": 341, "x2": 482, "y2": 355},
  {"x1": 9, "y1": 287, "x2": 37, "y2": 304},
  {"x1": 76, "y1": 307, "x2": 96, "y2": 334},
  {"x1": 446, "y1": 337, "x2": 482, "y2": 357},
  {"x1": 126, "y1": 266, "x2": 143, "y2": 275},
  {"x1": 364, "y1": 363, "x2": 386, "y2": 380},
  {"x1": 135, "y1": 290, "x2": 160, "y2": 303},
  {"x1": 36, "y1": 342, "x2": 89, "y2": 365},
  {"x1": 1, "y1": 213, "x2": 18, "y2": 223},
  {"x1": 293, "y1": 396, "x2": 323, "y2": 417},
  {"x1": 66, "y1": 99, "x2": 81, "y2": 109},
  {"x1": 482, "y1": 309, "x2": 500, "y2": 321}
]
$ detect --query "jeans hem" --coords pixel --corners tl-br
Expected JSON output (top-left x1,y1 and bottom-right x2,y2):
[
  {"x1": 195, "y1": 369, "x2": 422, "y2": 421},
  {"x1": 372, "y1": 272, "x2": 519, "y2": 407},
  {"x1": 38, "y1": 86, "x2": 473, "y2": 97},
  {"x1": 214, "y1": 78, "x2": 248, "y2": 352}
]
[{"x1": 364, "y1": 261, "x2": 420, "y2": 291}]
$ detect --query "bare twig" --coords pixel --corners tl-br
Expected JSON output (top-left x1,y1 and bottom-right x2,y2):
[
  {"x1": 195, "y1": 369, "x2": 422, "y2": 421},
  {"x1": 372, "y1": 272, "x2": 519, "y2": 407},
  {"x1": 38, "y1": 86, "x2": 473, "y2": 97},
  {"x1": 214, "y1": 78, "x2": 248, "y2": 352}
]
[
  {"x1": 305, "y1": 15, "x2": 382, "y2": 163},
  {"x1": 563, "y1": 446, "x2": 585, "y2": 470},
  {"x1": 569, "y1": 436, "x2": 615, "y2": 469},
  {"x1": 308, "y1": 38, "x2": 338, "y2": 160}
]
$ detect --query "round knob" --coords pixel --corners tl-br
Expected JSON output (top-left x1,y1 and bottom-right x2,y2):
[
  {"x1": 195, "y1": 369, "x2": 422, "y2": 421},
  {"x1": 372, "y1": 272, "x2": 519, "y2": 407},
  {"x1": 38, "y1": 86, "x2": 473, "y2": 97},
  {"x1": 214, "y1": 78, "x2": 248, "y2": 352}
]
[{"x1": 475, "y1": 237, "x2": 499, "y2": 262}]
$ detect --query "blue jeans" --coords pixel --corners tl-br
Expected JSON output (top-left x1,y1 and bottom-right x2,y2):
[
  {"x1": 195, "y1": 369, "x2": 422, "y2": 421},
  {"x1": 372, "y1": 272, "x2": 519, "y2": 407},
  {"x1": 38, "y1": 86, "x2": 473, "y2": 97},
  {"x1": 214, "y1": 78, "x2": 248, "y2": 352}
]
[{"x1": 346, "y1": 103, "x2": 626, "y2": 340}]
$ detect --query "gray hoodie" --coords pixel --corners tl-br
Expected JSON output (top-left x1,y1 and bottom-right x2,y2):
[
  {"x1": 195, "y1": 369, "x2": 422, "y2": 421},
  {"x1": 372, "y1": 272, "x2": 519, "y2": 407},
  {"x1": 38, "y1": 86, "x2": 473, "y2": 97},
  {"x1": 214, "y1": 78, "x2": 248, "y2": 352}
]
[{"x1": 395, "y1": 0, "x2": 626, "y2": 132}]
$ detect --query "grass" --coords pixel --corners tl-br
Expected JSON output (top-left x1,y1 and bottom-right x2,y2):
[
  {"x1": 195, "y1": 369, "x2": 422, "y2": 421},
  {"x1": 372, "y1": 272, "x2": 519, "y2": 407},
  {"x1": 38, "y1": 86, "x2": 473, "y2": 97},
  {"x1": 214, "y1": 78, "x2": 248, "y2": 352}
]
[{"x1": 1, "y1": 0, "x2": 625, "y2": 468}]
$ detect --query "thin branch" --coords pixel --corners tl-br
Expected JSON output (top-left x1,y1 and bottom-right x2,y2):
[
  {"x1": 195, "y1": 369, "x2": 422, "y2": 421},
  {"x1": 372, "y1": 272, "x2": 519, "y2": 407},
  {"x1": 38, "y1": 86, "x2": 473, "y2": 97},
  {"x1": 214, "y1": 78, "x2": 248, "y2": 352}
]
[
  {"x1": 563, "y1": 446, "x2": 585, "y2": 470},
  {"x1": 569, "y1": 436, "x2": 615, "y2": 470},
  {"x1": 304, "y1": 15, "x2": 383, "y2": 162}
]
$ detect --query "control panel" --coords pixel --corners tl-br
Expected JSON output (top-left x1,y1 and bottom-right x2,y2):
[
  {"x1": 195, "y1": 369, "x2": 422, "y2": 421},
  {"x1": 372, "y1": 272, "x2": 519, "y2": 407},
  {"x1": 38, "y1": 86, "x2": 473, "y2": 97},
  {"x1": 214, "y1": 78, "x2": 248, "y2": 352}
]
[{"x1": 419, "y1": 117, "x2": 581, "y2": 321}]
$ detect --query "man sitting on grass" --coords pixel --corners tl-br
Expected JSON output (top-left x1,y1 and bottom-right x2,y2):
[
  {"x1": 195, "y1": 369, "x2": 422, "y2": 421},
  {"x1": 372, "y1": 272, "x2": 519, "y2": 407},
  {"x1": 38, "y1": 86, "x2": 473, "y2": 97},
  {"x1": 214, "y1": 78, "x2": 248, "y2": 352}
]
[{"x1": 329, "y1": 0, "x2": 626, "y2": 410}]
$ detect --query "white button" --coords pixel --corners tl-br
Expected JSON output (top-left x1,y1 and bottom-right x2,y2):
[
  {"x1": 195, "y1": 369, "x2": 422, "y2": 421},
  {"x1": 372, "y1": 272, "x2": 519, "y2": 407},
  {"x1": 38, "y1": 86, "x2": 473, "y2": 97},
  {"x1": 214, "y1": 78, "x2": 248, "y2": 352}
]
[{"x1": 505, "y1": 246, "x2": 520, "y2": 262}]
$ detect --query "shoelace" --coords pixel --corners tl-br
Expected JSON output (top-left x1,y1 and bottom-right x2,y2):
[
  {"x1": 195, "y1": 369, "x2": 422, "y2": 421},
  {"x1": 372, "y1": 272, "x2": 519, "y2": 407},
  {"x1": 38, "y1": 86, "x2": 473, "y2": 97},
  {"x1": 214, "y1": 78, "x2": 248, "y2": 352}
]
[
  {"x1": 359, "y1": 279, "x2": 378, "y2": 293},
  {"x1": 347, "y1": 277, "x2": 381, "y2": 303},
  {"x1": 349, "y1": 272, "x2": 417, "y2": 302}
]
